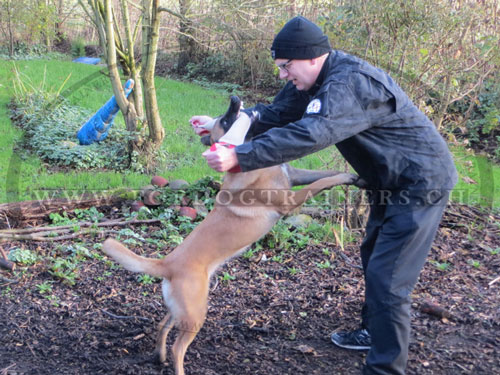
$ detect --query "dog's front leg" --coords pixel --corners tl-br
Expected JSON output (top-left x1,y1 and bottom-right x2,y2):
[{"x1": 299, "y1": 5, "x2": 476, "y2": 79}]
[{"x1": 167, "y1": 273, "x2": 209, "y2": 375}]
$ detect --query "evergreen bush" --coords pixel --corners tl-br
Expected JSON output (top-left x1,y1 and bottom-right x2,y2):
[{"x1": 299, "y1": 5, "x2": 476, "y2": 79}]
[{"x1": 10, "y1": 94, "x2": 136, "y2": 171}]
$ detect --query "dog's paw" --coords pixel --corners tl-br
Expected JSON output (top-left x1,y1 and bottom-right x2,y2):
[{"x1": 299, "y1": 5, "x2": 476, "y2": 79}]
[
  {"x1": 339, "y1": 174, "x2": 368, "y2": 189},
  {"x1": 153, "y1": 349, "x2": 167, "y2": 365},
  {"x1": 335, "y1": 173, "x2": 358, "y2": 185},
  {"x1": 352, "y1": 176, "x2": 369, "y2": 189}
]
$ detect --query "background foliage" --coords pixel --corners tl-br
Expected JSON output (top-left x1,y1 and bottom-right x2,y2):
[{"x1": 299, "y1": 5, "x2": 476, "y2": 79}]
[
  {"x1": 1, "y1": 0, "x2": 498, "y2": 152},
  {"x1": 0, "y1": 0, "x2": 499, "y2": 206}
]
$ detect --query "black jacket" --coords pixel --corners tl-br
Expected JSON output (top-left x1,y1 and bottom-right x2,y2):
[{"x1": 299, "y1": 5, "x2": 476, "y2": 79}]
[{"x1": 236, "y1": 51, "x2": 458, "y2": 198}]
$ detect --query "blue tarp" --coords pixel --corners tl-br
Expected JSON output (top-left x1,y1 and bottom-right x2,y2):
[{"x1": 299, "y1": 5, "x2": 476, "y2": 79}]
[
  {"x1": 77, "y1": 79, "x2": 134, "y2": 145},
  {"x1": 73, "y1": 57, "x2": 101, "y2": 65}
]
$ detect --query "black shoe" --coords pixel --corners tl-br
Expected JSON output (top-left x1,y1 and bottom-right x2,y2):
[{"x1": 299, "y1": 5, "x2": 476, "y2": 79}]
[{"x1": 330, "y1": 328, "x2": 371, "y2": 350}]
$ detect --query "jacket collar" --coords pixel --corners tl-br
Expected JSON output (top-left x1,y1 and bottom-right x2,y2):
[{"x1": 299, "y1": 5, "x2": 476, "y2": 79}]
[{"x1": 306, "y1": 51, "x2": 335, "y2": 96}]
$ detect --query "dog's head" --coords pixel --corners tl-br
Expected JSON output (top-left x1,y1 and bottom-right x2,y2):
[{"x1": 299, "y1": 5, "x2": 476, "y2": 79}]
[{"x1": 200, "y1": 96, "x2": 242, "y2": 146}]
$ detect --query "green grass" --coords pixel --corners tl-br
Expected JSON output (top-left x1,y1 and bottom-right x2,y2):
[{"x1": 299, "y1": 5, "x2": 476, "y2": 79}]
[
  {"x1": 0, "y1": 58, "x2": 499, "y2": 209},
  {"x1": 450, "y1": 146, "x2": 500, "y2": 208},
  {"x1": 0, "y1": 59, "x2": 230, "y2": 202},
  {"x1": 0, "y1": 58, "x2": 340, "y2": 203}
]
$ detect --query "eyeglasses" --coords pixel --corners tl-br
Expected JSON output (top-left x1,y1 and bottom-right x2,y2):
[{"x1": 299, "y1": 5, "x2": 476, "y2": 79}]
[{"x1": 277, "y1": 59, "x2": 293, "y2": 73}]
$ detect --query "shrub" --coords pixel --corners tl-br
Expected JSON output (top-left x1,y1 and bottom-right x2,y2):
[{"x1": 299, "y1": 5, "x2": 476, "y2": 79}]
[
  {"x1": 10, "y1": 94, "x2": 136, "y2": 171},
  {"x1": 448, "y1": 79, "x2": 500, "y2": 161},
  {"x1": 70, "y1": 38, "x2": 86, "y2": 58},
  {"x1": 0, "y1": 42, "x2": 65, "y2": 61},
  {"x1": 185, "y1": 52, "x2": 238, "y2": 82},
  {"x1": 84, "y1": 44, "x2": 102, "y2": 57}
]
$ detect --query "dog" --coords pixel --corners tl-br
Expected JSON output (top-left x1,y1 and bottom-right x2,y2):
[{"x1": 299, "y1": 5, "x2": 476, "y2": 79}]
[{"x1": 102, "y1": 96, "x2": 364, "y2": 375}]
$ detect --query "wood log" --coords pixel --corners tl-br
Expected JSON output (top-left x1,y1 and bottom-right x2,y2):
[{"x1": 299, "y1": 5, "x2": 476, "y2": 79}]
[
  {"x1": 0, "y1": 218, "x2": 162, "y2": 243},
  {"x1": 0, "y1": 258, "x2": 15, "y2": 271},
  {"x1": 0, "y1": 195, "x2": 128, "y2": 229},
  {"x1": 0, "y1": 246, "x2": 15, "y2": 271},
  {"x1": 420, "y1": 300, "x2": 453, "y2": 320}
]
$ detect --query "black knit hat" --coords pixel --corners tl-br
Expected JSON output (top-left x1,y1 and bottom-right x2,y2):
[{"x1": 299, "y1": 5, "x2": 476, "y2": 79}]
[{"x1": 271, "y1": 16, "x2": 331, "y2": 60}]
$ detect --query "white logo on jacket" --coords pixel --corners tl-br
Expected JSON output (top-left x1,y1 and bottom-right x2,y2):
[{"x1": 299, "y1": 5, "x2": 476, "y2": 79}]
[{"x1": 306, "y1": 99, "x2": 322, "y2": 114}]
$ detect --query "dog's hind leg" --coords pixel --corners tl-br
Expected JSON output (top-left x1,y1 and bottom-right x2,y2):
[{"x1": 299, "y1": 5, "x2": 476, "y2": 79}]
[
  {"x1": 154, "y1": 313, "x2": 174, "y2": 363},
  {"x1": 170, "y1": 275, "x2": 209, "y2": 375},
  {"x1": 286, "y1": 165, "x2": 344, "y2": 186},
  {"x1": 280, "y1": 173, "x2": 359, "y2": 215}
]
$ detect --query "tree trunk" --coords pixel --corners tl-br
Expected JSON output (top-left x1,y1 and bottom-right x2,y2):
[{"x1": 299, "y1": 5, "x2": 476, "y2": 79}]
[
  {"x1": 119, "y1": 0, "x2": 145, "y2": 125},
  {"x1": 142, "y1": 0, "x2": 164, "y2": 146},
  {"x1": 80, "y1": 0, "x2": 164, "y2": 152},
  {"x1": 6, "y1": 0, "x2": 15, "y2": 56},
  {"x1": 434, "y1": 74, "x2": 451, "y2": 130},
  {"x1": 82, "y1": 0, "x2": 109, "y2": 62},
  {"x1": 177, "y1": 0, "x2": 197, "y2": 74},
  {"x1": 104, "y1": 0, "x2": 139, "y2": 140}
]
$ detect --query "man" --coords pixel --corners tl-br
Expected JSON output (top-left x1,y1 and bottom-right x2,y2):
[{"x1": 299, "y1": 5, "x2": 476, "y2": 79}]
[{"x1": 193, "y1": 16, "x2": 458, "y2": 375}]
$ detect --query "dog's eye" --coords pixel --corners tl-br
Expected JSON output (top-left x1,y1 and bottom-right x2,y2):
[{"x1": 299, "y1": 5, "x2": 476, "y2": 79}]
[{"x1": 220, "y1": 119, "x2": 232, "y2": 132}]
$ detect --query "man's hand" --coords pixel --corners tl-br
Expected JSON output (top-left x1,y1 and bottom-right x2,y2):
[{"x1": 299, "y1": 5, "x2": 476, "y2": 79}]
[
  {"x1": 190, "y1": 115, "x2": 214, "y2": 136},
  {"x1": 202, "y1": 144, "x2": 239, "y2": 172}
]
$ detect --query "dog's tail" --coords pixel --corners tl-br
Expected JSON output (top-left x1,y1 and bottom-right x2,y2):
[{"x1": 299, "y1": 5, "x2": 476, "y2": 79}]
[{"x1": 102, "y1": 238, "x2": 168, "y2": 279}]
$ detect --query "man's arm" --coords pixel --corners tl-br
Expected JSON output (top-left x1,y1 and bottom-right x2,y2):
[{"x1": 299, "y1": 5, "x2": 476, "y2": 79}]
[
  {"x1": 201, "y1": 82, "x2": 310, "y2": 172},
  {"x1": 244, "y1": 81, "x2": 310, "y2": 137},
  {"x1": 235, "y1": 82, "x2": 375, "y2": 171}
]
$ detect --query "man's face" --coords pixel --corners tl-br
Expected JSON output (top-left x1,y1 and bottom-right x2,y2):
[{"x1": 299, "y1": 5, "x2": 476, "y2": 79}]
[{"x1": 275, "y1": 58, "x2": 317, "y2": 91}]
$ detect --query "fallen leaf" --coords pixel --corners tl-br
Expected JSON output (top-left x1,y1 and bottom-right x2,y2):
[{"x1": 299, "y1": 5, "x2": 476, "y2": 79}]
[
  {"x1": 295, "y1": 344, "x2": 317, "y2": 355},
  {"x1": 462, "y1": 176, "x2": 477, "y2": 184}
]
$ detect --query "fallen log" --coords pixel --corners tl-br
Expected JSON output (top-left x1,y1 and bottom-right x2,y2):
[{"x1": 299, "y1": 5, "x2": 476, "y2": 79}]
[
  {"x1": 0, "y1": 258, "x2": 15, "y2": 271},
  {"x1": 0, "y1": 218, "x2": 162, "y2": 243},
  {"x1": 420, "y1": 300, "x2": 454, "y2": 320},
  {"x1": 0, "y1": 192, "x2": 135, "y2": 229},
  {"x1": 0, "y1": 246, "x2": 15, "y2": 271}
]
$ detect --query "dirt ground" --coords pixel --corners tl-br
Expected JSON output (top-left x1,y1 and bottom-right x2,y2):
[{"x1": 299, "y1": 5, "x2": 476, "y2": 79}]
[{"x1": 1, "y1": 204, "x2": 499, "y2": 375}]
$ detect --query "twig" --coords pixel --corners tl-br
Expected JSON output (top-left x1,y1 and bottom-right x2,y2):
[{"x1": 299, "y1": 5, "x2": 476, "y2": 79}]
[
  {"x1": 339, "y1": 252, "x2": 363, "y2": 269},
  {"x1": 0, "y1": 218, "x2": 159, "y2": 235},
  {"x1": 488, "y1": 276, "x2": 500, "y2": 287},
  {"x1": 0, "y1": 246, "x2": 9, "y2": 260},
  {"x1": 210, "y1": 276, "x2": 219, "y2": 292},
  {"x1": 101, "y1": 309, "x2": 151, "y2": 322},
  {"x1": 454, "y1": 362, "x2": 471, "y2": 372},
  {"x1": 0, "y1": 247, "x2": 14, "y2": 271},
  {"x1": 0, "y1": 218, "x2": 163, "y2": 243},
  {"x1": 2, "y1": 213, "x2": 11, "y2": 230},
  {"x1": 0, "y1": 274, "x2": 19, "y2": 284},
  {"x1": 329, "y1": 246, "x2": 362, "y2": 269},
  {"x1": 0, "y1": 220, "x2": 117, "y2": 234},
  {"x1": 1, "y1": 363, "x2": 17, "y2": 375}
]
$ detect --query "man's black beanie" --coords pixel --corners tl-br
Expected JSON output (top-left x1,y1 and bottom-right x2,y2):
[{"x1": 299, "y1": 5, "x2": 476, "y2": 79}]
[{"x1": 271, "y1": 16, "x2": 331, "y2": 60}]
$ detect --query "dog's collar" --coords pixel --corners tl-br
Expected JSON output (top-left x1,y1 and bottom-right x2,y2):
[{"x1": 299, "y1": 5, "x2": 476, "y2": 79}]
[{"x1": 210, "y1": 142, "x2": 242, "y2": 173}]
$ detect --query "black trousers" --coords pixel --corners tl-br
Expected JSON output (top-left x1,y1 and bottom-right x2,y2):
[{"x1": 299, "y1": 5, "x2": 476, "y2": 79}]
[{"x1": 360, "y1": 192, "x2": 448, "y2": 375}]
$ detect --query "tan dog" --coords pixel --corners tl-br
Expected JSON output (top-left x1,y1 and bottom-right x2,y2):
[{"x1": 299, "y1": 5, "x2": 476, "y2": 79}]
[{"x1": 102, "y1": 97, "x2": 363, "y2": 375}]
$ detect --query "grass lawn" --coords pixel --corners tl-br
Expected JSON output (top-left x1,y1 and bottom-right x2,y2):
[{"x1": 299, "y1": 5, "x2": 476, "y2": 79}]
[
  {"x1": 451, "y1": 146, "x2": 500, "y2": 208},
  {"x1": 0, "y1": 58, "x2": 498, "y2": 209},
  {"x1": 0, "y1": 58, "x2": 230, "y2": 203}
]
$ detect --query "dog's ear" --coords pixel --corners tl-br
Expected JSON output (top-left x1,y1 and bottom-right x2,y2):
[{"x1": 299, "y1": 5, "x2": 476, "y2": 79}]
[
  {"x1": 200, "y1": 96, "x2": 242, "y2": 146},
  {"x1": 219, "y1": 96, "x2": 241, "y2": 133}
]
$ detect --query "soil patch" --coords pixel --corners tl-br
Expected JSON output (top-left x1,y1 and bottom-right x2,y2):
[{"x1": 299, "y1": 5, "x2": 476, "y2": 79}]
[{"x1": 1, "y1": 204, "x2": 499, "y2": 374}]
